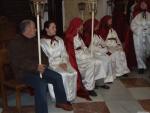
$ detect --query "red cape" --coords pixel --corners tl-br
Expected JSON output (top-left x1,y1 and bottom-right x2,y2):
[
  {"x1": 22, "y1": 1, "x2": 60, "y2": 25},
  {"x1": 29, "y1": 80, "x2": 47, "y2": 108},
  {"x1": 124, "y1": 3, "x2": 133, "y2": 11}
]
[
  {"x1": 82, "y1": 19, "x2": 99, "y2": 47},
  {"x1": 98, "y1": 15, "x2": 137, "y2": 70},
  {"x1": 97, "y1": 15, "x2": 112, "y2": 41},
  {"x1": 112, "y1": 0, "x2": 128, "y2": 43},
  {"x1": 64, "y1": 17, "x2": 91, "y2": 100}
]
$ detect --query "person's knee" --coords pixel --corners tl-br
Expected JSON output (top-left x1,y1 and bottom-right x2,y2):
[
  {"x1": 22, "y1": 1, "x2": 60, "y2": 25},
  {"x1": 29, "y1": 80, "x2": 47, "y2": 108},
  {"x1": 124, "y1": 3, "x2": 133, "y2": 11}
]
[{"x1": 55, "y1": 73, "x2": 63, "y2": 81}]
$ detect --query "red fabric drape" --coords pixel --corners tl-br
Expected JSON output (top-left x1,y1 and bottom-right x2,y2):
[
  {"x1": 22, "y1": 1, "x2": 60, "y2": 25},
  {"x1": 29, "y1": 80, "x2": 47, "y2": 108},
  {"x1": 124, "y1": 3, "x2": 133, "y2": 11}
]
[
  {"x1": 64, "y1": 17, "x2": 91, "y2": 100},
  {"x1": 82, "y1": 19, "x2": 99, "y2": 47},
  {"x1": 124, "y1": 26, "x2": 137, "y2": 70},
  {"x1": 112, "y1": 0, "x2": 128, "y2": 43},
  {"x1": 97, "y1": 15, "x2": 112, "y2": 41}
]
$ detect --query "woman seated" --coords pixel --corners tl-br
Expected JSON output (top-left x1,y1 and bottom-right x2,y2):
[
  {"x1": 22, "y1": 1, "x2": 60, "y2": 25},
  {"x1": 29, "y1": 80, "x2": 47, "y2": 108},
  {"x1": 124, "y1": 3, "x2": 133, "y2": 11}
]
[
  {"x1": 40, "y1": 20, "x2": 77, "y2": 101},
  {"x1": 97, "y1": 15, "x2": 130, "y2": 77},
  {"x1": 64, "y1": 18, "x2": 110, "y2": 97},
  {"x1": 83, "y1": 19, "x2": 115, "y2": 83}
]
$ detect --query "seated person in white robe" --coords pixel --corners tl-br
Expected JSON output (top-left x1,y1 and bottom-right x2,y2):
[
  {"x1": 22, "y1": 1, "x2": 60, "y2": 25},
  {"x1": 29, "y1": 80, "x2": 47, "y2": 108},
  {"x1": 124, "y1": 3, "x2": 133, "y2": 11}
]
[
  {"x1": 83, "y1": 19, "x2": 115, "y2": 83},
  {"x1": 97, "y1": 15, "x2": 130, "y2": 77},
  {"x1": 40, "y1": 20, "x2": 77, "y2": 101},
  {"x1": 65, "y1": 18, "x2": 110, "y2": 97}
]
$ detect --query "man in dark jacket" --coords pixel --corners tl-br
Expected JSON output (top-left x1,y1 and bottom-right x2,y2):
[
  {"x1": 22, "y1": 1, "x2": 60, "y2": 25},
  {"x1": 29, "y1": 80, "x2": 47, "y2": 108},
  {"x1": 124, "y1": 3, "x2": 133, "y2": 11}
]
[{"x1": 8, "y1": 19, "x2": 73, "y2": 113}]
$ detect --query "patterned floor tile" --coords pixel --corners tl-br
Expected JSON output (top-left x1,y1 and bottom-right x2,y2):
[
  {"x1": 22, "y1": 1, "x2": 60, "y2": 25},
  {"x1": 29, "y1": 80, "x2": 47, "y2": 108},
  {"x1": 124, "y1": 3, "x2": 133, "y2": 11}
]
[
  {"x1": 138, "y1": 99, "x2": 150, "y2": 112},
  {"x1": 73, "y1": 102, "x2": 110, "y2": 113},
  {"x1": 73, "y1": 94, "x2": 104, "y2": 103},
  {"x1": 128, "y1": 87, "x2": 150, "y2": 100},
  {"x1": 100, "y1": 80, "x2": 134, "y2": 101},
  {"x1": 105, "y1": 100, "x2": 144, "y2": 113},
  {"x1": 120, "y1": 78, "x2": 150, "y2": 88}
]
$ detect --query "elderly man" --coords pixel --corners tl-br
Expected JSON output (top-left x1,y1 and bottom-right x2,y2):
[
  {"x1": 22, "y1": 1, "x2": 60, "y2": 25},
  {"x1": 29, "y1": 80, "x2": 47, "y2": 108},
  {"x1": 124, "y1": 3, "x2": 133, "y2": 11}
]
[{"x1": 8, "y1": 19, "x2": 73, "y2": 113}]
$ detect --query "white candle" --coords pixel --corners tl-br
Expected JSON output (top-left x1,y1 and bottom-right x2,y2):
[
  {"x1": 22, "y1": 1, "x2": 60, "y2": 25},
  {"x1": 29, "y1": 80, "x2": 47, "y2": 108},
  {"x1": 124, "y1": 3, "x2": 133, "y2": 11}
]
[
  {"x1": 36, "y1": 2, "x2": 42, "y2": 78},
  {"x1": 90, "y1": 2, "x2": 95, "y2": 57}
]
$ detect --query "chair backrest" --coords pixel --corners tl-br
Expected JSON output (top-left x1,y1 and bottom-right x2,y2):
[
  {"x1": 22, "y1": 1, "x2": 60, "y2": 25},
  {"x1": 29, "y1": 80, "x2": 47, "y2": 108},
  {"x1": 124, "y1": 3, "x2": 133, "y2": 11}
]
[{"x1": 0, "y1": 48, "x2": 15, "y2": 81}]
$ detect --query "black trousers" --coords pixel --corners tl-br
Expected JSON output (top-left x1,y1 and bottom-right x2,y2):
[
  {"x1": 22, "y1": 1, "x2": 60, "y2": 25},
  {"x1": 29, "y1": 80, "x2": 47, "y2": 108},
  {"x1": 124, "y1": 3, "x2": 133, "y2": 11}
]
[{"x1": 23, "y1": 68, "x2": 67, "y2": 113}]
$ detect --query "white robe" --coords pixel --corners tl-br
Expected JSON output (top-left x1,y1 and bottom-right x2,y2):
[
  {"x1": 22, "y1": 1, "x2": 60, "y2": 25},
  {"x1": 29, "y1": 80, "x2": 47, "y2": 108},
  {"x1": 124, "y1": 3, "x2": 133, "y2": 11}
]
[
  {"x1": 73, "y1": 34, "x2": 107, "y2": 90},
  {"x1": 89, "y1": 34, "x2": 115, "y2": 83},
  {"x1": 99, "y1": 29, "x2": 130, "y2": 76},
  {"x1": 131, "y1": 12, "x2": 150, "y2": 69},
  {"x1": 40, "y1": 36, "x2": 77, "y2": 101}
]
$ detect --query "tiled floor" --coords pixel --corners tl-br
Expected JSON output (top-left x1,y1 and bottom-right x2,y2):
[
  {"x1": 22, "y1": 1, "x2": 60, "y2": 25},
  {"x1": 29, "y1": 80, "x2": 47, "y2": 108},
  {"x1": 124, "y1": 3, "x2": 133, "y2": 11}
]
[
  {"x1": 73, "y1": 102, "x2": 110, "y2": 113},
  {"x1": 138, "y1": 99, "x2": 150, "y2": 112},
  {"x1": 1, "y1": 70, "x2": 150, "y2": 113},
  {"x1": 120, "y1": 78, "x2": 150, "y2": 88}
]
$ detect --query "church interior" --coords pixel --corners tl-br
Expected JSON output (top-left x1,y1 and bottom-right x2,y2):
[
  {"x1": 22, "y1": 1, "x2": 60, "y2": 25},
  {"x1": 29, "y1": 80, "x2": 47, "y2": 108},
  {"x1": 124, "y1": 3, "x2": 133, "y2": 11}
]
[{"x1": 0, "y1": 0, "x2": 150, "y2": 113}]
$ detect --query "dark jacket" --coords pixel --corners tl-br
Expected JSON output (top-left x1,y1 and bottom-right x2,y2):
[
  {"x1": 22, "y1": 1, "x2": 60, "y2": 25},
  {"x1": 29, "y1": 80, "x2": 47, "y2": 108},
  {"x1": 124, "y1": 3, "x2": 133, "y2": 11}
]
[{"x1": 8, "y1": 34, "x2": 48, "y2": 80}]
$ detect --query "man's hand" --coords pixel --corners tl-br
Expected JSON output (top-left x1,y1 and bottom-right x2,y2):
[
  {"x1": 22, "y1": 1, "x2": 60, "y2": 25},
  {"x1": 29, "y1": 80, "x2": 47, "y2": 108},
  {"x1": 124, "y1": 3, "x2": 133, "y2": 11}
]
[
  {"x1": 59, "y1": 63, "x2": 67, "y2": 71},
  {"x1": 37, "y1": 64, "x2": 46, "y2": 74}
]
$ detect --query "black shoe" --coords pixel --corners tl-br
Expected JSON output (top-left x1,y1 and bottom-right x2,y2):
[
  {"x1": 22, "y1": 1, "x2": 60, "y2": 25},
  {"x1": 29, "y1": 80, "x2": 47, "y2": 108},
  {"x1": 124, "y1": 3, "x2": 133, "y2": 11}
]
[
  {"x1": 138, "y1": 69, "x2": 145, "y2": 74},
  {"x1": 88, "y1": 90, "x2": 97, "y2": 97},
  {"x1": 100, "y1": 85, "x2": 110, "y2": 89},
  {"x1": 106, "y1": 82, "x2": 113, "y2": 84},
  {"x1": 122, "y1": 74, "x2": 128, "y2": 77}
]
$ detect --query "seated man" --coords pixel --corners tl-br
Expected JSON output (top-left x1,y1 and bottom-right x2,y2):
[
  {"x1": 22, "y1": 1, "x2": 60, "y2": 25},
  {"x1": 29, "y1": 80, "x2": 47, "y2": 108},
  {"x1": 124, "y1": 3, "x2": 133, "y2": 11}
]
[{"x1": 8, "y1": 19, "x2": 73, "y2": 113}]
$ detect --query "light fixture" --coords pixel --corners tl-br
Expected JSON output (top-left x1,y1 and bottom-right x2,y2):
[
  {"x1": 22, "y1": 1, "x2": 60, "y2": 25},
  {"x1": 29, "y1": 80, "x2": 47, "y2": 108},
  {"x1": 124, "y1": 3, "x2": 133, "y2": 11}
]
[
  {"x1": 78, "y1": 2, "x2": 86, "y2": 20},
  {"x1": 30, "y1": 0, "x2": 46, "y2": 78}
]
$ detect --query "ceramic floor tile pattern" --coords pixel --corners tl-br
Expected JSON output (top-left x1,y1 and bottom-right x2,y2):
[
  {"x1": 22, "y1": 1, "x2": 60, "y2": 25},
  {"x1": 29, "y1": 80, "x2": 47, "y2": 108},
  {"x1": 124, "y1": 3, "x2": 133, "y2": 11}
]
[
  {"x1": 1, "y1": 71, "x2": 150, "y2": 113},
  {"x1": 120, "y1": 78, "x2": 150, "y2": 88},
  {"x1": 105, "y1": 100, "x2": 144, "y2": 113},
  {"x1": 73, "y1": 102, "x2": 110, "y2": 113},
  {"x1": 138, "y1": 99, "x2": 150, "y2": 112},
  {"x1": 128, "y1": 87, "x2": 150, "y2": 100}
]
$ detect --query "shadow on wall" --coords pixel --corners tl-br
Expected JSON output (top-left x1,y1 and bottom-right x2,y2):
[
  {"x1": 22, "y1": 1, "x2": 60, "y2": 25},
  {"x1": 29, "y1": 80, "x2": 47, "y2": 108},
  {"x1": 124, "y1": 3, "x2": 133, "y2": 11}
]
[{"x1": 0, "y1": 16, "x2": 16, "y2": 48}]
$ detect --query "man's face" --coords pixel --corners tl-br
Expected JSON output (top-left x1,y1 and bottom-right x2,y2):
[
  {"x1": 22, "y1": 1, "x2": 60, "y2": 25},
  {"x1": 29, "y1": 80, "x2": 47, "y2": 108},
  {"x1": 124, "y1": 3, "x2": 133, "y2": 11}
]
[
  {"x1": 140, "y1": 1, "x2": 147, "y2": 10},
  {"x1": 46, "y1": 22, "x2": 56, "y2": 36},
  {"x1": 26, "y1": 22, "x2": 37, "y2": 38}
]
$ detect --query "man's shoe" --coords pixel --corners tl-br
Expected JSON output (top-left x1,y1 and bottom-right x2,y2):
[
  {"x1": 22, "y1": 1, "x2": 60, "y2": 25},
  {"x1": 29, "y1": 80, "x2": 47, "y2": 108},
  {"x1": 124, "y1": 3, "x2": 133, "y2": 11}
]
[
  {"x1": 56, "y1": 103, "x2": 73, "y2": 111},
  {"x1": 100, "y1": 85, "x2": 110, "y2": 89},
  {"x1": 88, "y1": 90, "x2": 97, "y2": 96}
]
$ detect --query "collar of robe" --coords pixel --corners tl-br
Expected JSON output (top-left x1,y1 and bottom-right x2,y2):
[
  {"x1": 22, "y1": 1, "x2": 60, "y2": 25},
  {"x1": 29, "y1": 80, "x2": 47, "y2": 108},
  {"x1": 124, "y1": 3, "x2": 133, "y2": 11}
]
[
  {"x1": 44, "y1": 34, "x2": 58, "y2": 44},
  {"x1": 142, "y1": 10, "x2": 147, "y2": 19}
]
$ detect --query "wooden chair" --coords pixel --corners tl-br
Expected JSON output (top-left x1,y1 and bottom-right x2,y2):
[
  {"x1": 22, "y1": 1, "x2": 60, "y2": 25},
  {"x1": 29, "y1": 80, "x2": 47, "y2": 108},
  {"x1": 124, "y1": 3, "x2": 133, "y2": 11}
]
[{"x1": 0, "y1": 48, "x2": 35, "y2": 113}]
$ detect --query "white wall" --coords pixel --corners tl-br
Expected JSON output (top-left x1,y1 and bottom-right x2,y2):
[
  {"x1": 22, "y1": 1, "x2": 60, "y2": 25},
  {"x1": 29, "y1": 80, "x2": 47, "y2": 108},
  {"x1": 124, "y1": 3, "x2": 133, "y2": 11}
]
[
  {"x1": 63, "y1": 0, "x2": 112, "y2": 30},
  {"x1": 96, "y1": 0, "x2": 112, "y2": 20}
]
